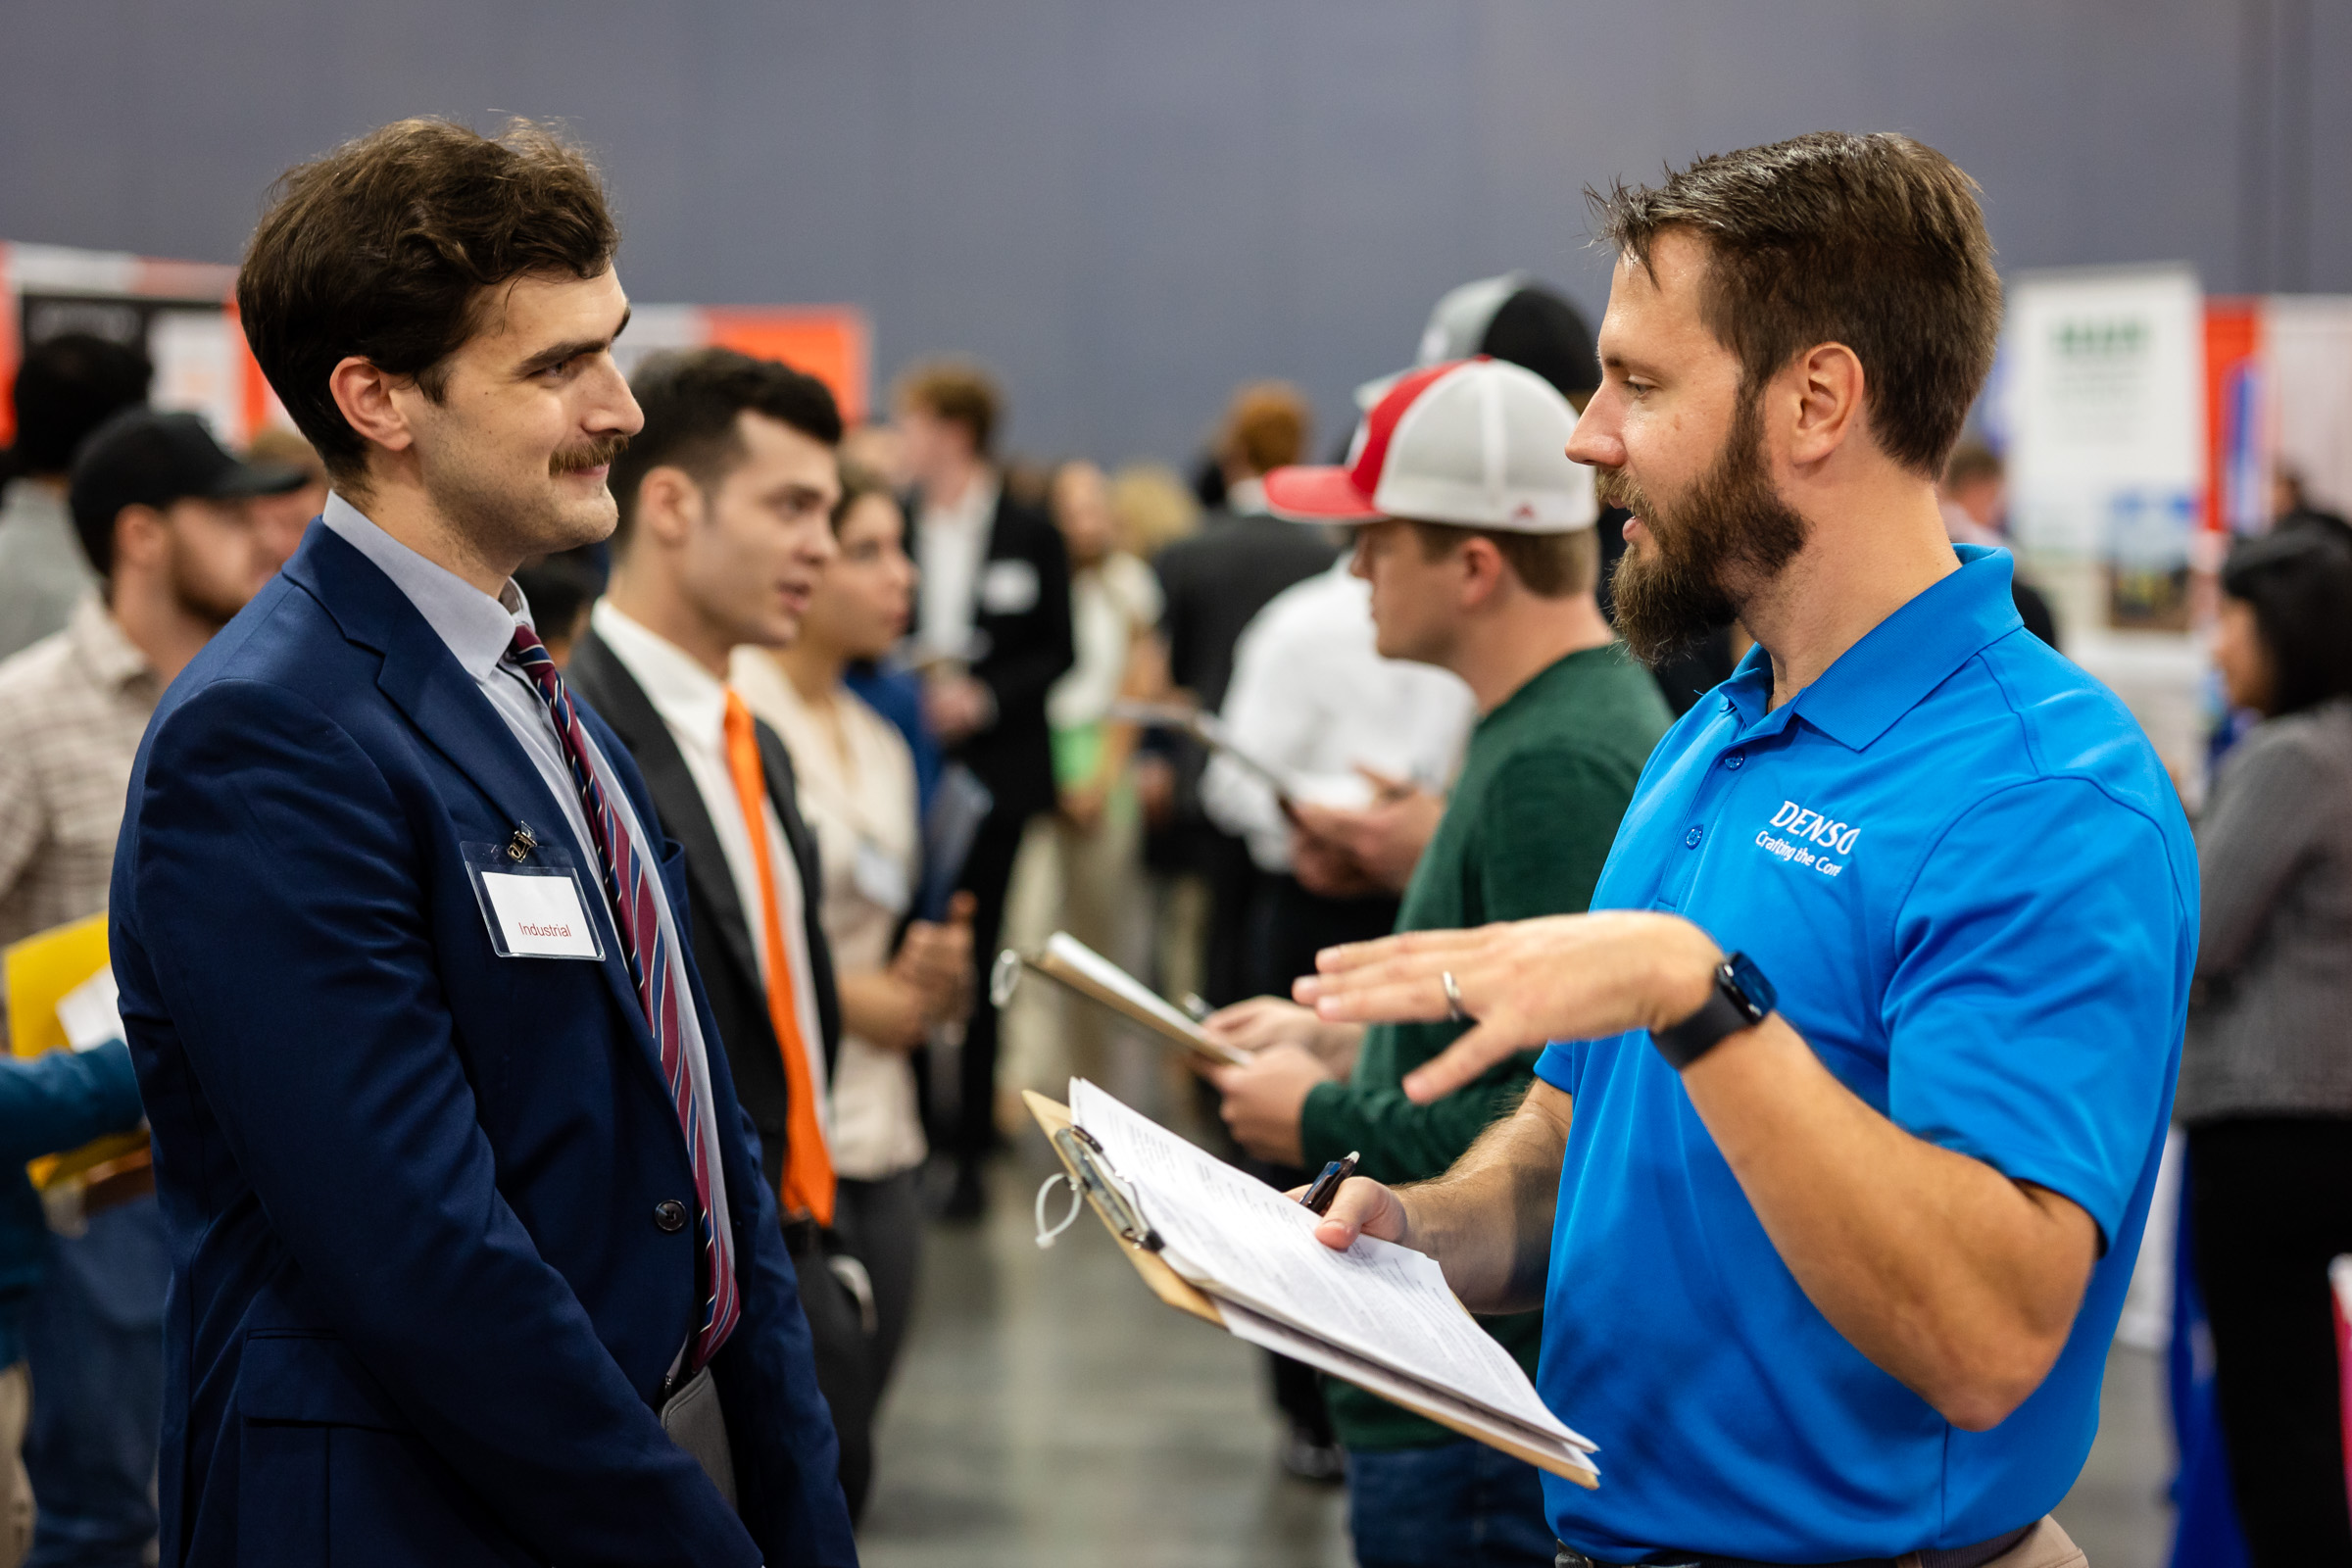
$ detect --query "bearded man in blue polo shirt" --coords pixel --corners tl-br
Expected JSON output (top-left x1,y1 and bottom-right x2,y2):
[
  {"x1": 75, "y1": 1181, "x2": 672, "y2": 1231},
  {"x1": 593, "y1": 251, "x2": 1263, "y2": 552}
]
[{"x1": 1299, "y1": 132, "x2": 2196, "y2": 1568}]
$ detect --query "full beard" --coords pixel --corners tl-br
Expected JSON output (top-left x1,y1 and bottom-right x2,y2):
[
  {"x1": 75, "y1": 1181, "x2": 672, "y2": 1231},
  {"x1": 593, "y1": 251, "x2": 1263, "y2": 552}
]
[
  {"x1": 1597, "y1": 391, "x2": 1809, "y2": 667},
  {"x1": 166, "y1": 539, "x2": 255, "y2": 632}
]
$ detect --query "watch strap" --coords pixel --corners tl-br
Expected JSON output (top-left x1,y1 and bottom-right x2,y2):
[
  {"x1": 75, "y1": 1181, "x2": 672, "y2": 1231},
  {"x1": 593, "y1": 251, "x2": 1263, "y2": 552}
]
[{"x1": 1650, "y1": 960, "x2": 1769, "y2": 1071}]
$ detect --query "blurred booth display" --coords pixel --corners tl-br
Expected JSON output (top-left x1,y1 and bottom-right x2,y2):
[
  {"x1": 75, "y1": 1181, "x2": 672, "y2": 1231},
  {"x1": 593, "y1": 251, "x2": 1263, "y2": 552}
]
[
  {"x1": 2004, "y1": 265, "x2": 2206, "y2": 631},
  {"x1": 2205, "y1": 293, "x2": 2352, "y2": 534},
  {"x1": 1998, "y1": 267, "x2": 2352, "y2": 804},
  {"x1": 1, "y1": 238, "x2": 872, "y2": 445},
  {"x1": 0, "y1": 241, "x2": 244, "y2": 448}
]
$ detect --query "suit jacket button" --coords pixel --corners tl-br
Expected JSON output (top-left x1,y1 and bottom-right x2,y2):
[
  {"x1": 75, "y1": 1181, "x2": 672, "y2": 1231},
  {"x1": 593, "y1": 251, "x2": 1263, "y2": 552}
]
[{"x1": 654, "y1": 1200, "x2": 688, "y2": 1233}]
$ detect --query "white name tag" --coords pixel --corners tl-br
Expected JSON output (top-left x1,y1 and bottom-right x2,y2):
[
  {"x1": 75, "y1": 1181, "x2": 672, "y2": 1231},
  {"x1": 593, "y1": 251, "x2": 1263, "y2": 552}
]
[
  {"x1": 480, "y1": 871, "x2": 601, "y2": 957},
  {"x1": 978, "y1": 558, "x2": 1040, "y2": 615},
  {"x1": 463, "y1": 836, "x2": 607, "y2": 961},
  {"x1": 853, "y1": 839, "x2": 911, "y2": 916}
]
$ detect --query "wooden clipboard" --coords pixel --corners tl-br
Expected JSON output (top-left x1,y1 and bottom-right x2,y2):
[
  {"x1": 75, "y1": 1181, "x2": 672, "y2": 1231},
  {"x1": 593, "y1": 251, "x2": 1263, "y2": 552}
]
[
  {"x1": 997, "y1": 938, "x2": 1248, "y2": 1068},
  {"x1": 1027, "y1": 1090, "x2": 1222, "y2": 1326},
  {"x1": 1022, "y1": 1090, "x2": 1597, "y2": 1487}
]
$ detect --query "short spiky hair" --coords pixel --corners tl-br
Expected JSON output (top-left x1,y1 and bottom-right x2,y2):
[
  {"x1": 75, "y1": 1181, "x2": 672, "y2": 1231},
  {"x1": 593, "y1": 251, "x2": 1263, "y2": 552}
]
[
  {"x1": 237, "y1": 118, "x2": 618, "y2": 486},
  {"x1": 610, "y1": 347, "x2": 844, "y2": 546},
  {"x1": 1589, "y1": 131, "x2": 2001, "y2": 476}
]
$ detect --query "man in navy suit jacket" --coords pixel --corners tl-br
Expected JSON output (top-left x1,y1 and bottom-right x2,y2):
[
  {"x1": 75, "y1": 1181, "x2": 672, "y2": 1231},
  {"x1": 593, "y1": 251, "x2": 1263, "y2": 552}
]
[{"x1": 109, "y1": 118, "x2": 856, "y2": 1566}]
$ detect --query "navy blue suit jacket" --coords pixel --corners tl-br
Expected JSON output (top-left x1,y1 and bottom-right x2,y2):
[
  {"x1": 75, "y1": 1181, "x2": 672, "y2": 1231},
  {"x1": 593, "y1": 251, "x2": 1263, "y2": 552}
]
[{"x1": 110, "y1": 524, "x2": 858, "y2": 1567}]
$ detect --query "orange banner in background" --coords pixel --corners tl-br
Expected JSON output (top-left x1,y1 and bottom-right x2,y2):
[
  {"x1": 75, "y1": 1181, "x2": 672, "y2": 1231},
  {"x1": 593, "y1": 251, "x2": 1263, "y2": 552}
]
[{"x1": 701, "y1": 308, "x2": 871, "y2": 423}]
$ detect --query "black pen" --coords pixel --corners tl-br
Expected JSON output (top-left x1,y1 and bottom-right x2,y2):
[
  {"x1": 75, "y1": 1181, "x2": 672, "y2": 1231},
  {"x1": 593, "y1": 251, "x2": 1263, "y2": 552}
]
[{"x1": 1300, "y1": 1151, "x2": 1359, "y2": 1216}]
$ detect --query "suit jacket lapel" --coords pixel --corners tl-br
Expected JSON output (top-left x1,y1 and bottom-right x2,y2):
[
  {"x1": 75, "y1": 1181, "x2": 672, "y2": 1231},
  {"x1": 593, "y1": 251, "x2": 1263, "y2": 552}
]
[
  {"x1": 564, "y1": 633, "x2": 766, "y2": 1005},
  {"x1": 755, "y1": 725, "x2": 822, "y2": 923},
  {"x1": 284, "y1": 532, "x2": 660, "y2": 1059},
  {"x1": 287, "y1": 526, "x2": 576, "y2": 861}
]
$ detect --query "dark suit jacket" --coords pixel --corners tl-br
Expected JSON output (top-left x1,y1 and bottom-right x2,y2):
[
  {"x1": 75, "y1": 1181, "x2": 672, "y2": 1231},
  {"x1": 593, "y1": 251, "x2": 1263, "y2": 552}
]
[
  {"x1": 564, "y1": 629, "x2": 842, "y2": 1200},
  {"x1": 913, "y1": 484, "x2": 1074, "y2": 823},
  {"x1": 1153, "y1": 509, "x2": 1339, "y2": 714},
  {"x1": 1148, "y1": 510, "x2": 1338, "y2": 871},
  {"x1": 110, "y1": 525, "x2": 855, "y2": 1568}
]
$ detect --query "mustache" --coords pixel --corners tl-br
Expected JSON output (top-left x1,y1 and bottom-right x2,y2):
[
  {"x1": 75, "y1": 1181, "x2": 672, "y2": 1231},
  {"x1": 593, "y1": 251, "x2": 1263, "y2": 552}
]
[
  {"x1": 1592, "y1": 466, "x2": 1642, "y2": 517},
  {"x1": 550, "y1": 432, "x2": 629, "y2": 477}
]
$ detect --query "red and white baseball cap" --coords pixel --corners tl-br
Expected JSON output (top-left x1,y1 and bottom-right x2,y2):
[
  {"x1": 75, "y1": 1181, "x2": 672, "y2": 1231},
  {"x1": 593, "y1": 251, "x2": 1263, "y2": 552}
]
[{"x1": 1263, "y1": 357, "x2": 1595, "y2": 533}]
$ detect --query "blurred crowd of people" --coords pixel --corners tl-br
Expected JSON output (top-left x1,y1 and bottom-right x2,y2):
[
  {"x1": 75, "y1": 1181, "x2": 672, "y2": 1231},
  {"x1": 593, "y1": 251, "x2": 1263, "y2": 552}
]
[{"x1": 1, "y1": 236, "x2": 2350, "y2": 1562}]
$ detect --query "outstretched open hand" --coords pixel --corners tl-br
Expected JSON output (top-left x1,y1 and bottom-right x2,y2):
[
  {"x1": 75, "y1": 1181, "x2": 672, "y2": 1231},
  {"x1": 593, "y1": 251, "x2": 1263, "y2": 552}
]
[{"x1": 1291, "y1": 911, "x2": 1722, "y2": 1103}]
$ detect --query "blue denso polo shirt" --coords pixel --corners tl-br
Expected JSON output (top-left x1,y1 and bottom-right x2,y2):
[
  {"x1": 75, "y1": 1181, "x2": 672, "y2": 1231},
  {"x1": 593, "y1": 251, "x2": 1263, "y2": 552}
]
[{"x1": 1533, "y1": 547, "x2": 2197, "y2": 1561}]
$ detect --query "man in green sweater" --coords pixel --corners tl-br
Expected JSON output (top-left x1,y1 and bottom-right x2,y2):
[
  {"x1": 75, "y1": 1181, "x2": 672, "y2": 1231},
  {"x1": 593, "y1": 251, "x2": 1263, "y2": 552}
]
[{"x1": 1203, "y1": 357, "x2": 1669, "y2": 1568}]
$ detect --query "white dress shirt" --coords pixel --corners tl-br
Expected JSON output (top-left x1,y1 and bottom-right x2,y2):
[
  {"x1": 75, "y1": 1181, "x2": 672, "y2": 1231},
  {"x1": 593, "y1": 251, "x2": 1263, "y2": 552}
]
[
  {"x1": 1200, "y1": 558, "x2": 1477, "y2": 872},
  {"x1": 589, "y1": 602, "x2": 831, "y2": 1134},
  {"x1": 912, "y1": 472, "x2": 999, "y2": 662},
  {"x1": 318, "y1": 494, "x2": 738, "y2": 1270}
]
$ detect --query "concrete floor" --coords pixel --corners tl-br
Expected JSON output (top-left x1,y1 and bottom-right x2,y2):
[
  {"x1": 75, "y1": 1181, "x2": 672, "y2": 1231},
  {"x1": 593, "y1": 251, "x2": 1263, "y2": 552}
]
[{"x1": 858, "y1": 1130, "x2": 2177, "y2": 1568}]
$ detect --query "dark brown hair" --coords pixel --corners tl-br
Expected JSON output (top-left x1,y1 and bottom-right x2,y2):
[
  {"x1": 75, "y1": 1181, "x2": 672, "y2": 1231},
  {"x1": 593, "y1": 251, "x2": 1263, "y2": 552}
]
[
  {"x1": 1407, "y1": 520, "x2": 1599, "y2": 599},
  {"x1": 609, "y1": 347, "x2": 843, "y2": 545},
  {"x1": 893, "y1": 359, "x2": 1001, "y2": 457},
  {"x1": 236, "y1": 118, "x2": 618, "y2": 487},
  {"x1": 1588, "y1": 131, "x2": 2001, "y2": 477},
  {"x1": 1218, "y1": 381, "x2": 1311, "y2": 477}
]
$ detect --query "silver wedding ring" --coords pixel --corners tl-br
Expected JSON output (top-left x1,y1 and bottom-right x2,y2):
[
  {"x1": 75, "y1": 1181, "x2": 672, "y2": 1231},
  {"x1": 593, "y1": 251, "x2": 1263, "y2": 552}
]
[{"x1": 1441, "y1": 969, "x2": 1468, "y2": 1023}]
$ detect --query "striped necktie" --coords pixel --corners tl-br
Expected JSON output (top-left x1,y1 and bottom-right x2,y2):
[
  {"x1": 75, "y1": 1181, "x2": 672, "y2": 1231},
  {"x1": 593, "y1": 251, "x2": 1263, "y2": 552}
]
[{"x1": 507, "y1": 623, "x2": 740, "y2": 1368}]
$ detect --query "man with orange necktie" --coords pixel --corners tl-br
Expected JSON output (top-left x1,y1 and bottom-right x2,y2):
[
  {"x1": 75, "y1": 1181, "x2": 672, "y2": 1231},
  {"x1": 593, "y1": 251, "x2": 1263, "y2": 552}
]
[{"x1": 563, "y1": 347, "x2": 880, "y2": 1516}]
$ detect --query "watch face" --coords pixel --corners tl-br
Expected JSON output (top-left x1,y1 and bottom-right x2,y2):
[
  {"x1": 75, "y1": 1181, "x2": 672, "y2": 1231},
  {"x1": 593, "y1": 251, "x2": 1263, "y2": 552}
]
[{"x1": 1724, "y1": 952, "x2": 1777, "y2": 1020}]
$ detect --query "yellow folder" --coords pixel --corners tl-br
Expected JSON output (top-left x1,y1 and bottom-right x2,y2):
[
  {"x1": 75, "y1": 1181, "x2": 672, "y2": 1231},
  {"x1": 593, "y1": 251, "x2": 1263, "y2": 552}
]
[{"x1": 3, "y1": 913, "x2": 151, "y2": 1195}]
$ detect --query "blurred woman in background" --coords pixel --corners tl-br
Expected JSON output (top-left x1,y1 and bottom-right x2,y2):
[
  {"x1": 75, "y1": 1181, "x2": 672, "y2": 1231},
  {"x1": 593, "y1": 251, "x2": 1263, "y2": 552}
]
[
  {"x1": 732, "y1": 467, "x2": 972, "y2": 1399},
  {"x1": 994, "y1": 461, "x2": 1170, "y2": 1104},
  {"x1": 2178, "y1": 526, "x2": 2352, "y2": 1564}
]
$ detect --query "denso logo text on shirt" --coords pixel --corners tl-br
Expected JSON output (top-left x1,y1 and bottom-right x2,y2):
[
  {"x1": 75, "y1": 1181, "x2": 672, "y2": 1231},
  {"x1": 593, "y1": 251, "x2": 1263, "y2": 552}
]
[{"x1": 1767, "y1": 800, "x2": 1861, "y2": 856}]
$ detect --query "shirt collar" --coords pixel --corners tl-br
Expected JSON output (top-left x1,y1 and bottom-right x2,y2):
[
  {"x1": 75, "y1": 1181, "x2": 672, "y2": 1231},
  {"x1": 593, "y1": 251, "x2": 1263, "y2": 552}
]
[
  {"x1": 65, "y1": 592, "x2": 155, "y2": 693},
  {"x1": 318, "y1": 493, "x2": 531, "y2": 680},
  {"x1": 0, "y1": 478, "x2": 69, "y2": 528},
  {"x1": 589, "y1": 600, "x2": 728, "y2": 749},
  {"x1": 924, "y1": 471, "x2": 1000, "y2": 533},
  {"x1": 1749, "y1": 544, "x2": 2025, "y2": 752}
]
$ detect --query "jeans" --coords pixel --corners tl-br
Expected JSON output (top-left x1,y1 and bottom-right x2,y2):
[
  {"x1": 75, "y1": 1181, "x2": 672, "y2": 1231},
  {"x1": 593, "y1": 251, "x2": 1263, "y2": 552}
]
[
  {"x1": 1347, "y1": 1438, "x2": 1555, "y2": 1568},
  {"x1": 24, "y1": 1197, "x2": 167, "y2": 1568}
]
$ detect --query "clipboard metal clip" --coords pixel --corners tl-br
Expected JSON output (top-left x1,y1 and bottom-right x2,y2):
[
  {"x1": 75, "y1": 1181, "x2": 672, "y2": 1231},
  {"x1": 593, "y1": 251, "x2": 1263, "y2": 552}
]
[{"x1": 1046, "y1": 1124, "x2": 1162, "y2": 1253}]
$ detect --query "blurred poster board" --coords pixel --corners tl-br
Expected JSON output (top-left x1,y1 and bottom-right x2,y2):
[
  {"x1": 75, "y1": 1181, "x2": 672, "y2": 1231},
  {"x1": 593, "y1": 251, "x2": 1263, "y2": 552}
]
[
  {"x1": 2264, "y1": 296, "x2": 2352, "y2": 517},
  {"x1": 609, "y1": 304, "x2": 871, "y2": 422},
  {"x1": 0, "y1": 241, "x2": 244, "y2": 448},
  {"x1": 2004, "y1": 265, "x2": 2205, "y2": 630},
  {"x1": 2204, "y1": 300, "x2": 2266, "y2": 536},
  {"x1": 2201, "y1": 294, "x2": 2352, "y2": 535},
  {"x1": 3, "y1": 239, "x2": 871, "y2": 449}
]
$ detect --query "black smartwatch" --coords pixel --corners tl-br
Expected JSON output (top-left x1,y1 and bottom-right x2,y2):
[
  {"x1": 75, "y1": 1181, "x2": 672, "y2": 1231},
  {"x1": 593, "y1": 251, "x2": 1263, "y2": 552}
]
[{"x1": 1649, "y1": 951, "x2": 1777, "y2": 1071}]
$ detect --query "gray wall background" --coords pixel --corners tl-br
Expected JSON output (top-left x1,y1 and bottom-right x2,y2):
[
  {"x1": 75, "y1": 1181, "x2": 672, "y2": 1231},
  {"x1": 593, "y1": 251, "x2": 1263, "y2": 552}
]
[{"x1": 4, "y1": 0, "x2": 2342, "y2": 466}]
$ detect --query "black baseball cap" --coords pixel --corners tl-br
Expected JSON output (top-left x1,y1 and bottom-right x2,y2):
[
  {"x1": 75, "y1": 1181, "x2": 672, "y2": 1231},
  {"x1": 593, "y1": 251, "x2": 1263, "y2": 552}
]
[{"x1": 69, "y1": 410, "x2": 306, "y2": 576}]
